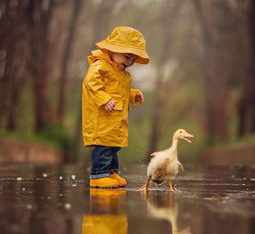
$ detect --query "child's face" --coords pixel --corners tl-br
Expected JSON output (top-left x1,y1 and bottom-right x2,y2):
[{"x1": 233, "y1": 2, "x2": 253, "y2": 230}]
[{"x1": 111, "y1": 52, "x2": 137, "y2": 70}]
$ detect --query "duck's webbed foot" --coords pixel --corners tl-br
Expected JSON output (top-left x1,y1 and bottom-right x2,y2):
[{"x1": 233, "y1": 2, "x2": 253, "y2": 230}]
[
  {"x1": 167, "y1": 180, "x2": 175, "y2": 192},
  {"x1": 137, "y1": 176, "x2": 151, "y2": 194},
  {"x1": 173, "y1": 183, "x2": 180, "y2": 192},
  {"x1": 167, "y1": 180, "x2": 180, "y2": 192},
  {"x1": 137, "y1": 184, "x2": 146, "y2": 192}
]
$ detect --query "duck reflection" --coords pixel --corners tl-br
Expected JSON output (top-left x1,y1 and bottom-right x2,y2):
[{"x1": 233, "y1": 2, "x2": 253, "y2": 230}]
[
  {"x1": 146, "y1": 192, "x2": 191, "y2": 234},
  {"x1": 82, "y1": 189, "x2": 127, "y2": 234}
]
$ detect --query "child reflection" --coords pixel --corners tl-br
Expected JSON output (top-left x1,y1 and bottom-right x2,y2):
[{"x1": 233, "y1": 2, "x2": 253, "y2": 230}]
[
  {"x1": 82, "y1": 189, "x2": 127, "y2": 234},
  {"x1": 146, "y1": 192, "x2": 191, "y2": 234}
]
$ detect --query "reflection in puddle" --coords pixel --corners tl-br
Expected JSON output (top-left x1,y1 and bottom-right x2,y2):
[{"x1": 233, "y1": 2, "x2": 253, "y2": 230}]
[
  {"x1": 82, "y1": 189, "x2": 127, "y2": 234},
  {"x1": 0, "y1": 165, "x2": 255, "y2": 234},
  {"x1": 146, "y1": 192, "x2": 191, "y2": 234}
]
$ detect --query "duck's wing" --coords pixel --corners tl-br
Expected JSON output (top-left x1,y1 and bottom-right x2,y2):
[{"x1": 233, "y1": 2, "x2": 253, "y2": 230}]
[{"x1": 150, "y1": 148, "x2": 169, "y2": 158}]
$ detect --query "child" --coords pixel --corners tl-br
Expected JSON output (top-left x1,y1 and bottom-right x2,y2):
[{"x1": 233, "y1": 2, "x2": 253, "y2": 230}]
[{"x1": 82, "y1": 26, "x2": 150, "y2": 188}]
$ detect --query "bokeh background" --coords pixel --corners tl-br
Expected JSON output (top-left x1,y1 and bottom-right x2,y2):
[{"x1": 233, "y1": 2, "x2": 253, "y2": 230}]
[{"x1": 1, "y1": 0, "x2": 255, "y2": 168}]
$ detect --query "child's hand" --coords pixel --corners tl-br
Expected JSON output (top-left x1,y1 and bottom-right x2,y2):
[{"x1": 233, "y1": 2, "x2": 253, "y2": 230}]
[
  {"x1": 135, "y1": 91, "x2": 144, "y2": 103},
  {"x1": 104, "y1": 99, "x2": 116, "y2": 112}
]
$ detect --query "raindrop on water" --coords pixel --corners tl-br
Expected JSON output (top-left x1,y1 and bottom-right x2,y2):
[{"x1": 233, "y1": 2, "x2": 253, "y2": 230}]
[
  {"x1": 17, "y1": 177, "x2": 22, "y2": 181},
  {"x1": 64, "y1": 203, "x2": 71, "y2": 210}
]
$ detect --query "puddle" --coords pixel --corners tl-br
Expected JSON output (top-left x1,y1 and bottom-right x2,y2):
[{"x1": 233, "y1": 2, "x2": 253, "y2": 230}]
[{"x1": 0, "y1": 164, "x2": 255, "y2": 234}]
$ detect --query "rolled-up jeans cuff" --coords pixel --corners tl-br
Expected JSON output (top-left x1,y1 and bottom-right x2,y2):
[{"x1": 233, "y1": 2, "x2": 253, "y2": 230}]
[
  {"x1": 90, "y1": 173, "x2": 110, "y2": 179},
  {"x1": 111, "y1": 169, "x2": 119, "y2": 173}
]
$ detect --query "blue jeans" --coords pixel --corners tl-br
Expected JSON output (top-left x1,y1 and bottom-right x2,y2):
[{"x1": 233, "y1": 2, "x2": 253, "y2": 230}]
[{"x1": 90, "y1": 146, "x2": 121, "y2": 179}]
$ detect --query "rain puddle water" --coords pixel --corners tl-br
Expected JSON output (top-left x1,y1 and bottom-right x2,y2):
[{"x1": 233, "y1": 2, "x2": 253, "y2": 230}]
[{"x1": 0, "y1": 163, "x2": 255, "y2": 234}]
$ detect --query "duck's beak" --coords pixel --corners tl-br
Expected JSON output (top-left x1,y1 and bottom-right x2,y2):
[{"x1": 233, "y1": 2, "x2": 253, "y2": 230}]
[{"x1": 183, "y1": 132, "x2": 194, "y2": 143}]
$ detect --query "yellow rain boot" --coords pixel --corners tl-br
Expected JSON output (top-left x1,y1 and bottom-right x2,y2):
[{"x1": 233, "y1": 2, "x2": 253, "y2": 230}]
[
  {"x1": 90, "y1": 177, "x2": 120, "y2": 189},
  {"x1": 111, "y1": 172, "x2": 128, "y2": 187}
]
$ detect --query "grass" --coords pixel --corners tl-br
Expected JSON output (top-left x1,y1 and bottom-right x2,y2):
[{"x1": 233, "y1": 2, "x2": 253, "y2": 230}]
[{"x1": 0, "y1": 125, "x2": 71, "y2": 151}]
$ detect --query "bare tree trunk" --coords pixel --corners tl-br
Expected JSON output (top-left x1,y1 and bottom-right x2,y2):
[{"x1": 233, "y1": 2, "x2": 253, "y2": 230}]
[
  {"x1": 6, "y1": 37, "x2": 29, "y2": 130},
  {"x1": 238, "y1": 0, "x2": 255, "y2": 136},
  {"x1": 204, "y1": 50, "x2": 229, "y2": 144},
  {"x1": 0, "y1": 1, "x2": 30, "y2": 130},
  {"x1": 0, "y1": 1, "x2": 11, "y2": 127},
  {"x1": 27, "y1": 0, "x2": 56, "y2": 132},
  {"x1": 192, "y1": 0, "x2": 235, "y2": 145},
  {"x1": 0, "y1": 45, "x2": 15, "y2": 128},
  {"x1": 248, "y1": 0, "x2": 255, "y2": 132},
  {"x1": 57, "y1": 0, "x2": 83, "y2": 123}
]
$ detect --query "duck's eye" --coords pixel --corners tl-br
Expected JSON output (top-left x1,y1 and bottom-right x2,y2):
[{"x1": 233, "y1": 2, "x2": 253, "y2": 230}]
[{"x1": 180, "y1": 131, "x2": 183, "y2": 133}]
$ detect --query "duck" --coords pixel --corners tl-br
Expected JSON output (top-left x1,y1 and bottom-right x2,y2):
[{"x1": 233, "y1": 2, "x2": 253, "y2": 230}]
[{"x1": 138, "y1": 129, "x2": 194, "y2": 193}]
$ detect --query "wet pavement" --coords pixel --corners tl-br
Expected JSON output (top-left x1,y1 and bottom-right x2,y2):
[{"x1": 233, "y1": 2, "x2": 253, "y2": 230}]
[{"x1": 0, "y1": 164, "x2": 255, "y2": 234}]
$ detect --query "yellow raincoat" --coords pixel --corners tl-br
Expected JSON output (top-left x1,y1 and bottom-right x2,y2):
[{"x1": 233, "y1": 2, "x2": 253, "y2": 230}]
[{"x1": 82, "y1": 26, "x2": 150, "y2": 147}]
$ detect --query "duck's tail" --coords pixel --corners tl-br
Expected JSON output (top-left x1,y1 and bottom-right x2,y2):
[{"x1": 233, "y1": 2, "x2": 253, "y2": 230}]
[{"x1": 150, "y1": 152, "x2": 157, "y2": 157}]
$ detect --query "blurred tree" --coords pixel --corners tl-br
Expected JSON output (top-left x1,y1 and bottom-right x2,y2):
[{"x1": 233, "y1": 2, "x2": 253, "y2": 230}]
[
  {"x1": 57, "y1": 0, "x2": 83, "y2": 123},
  {"x1": 238, "y1": 0, "x2": 255, "y2": 136},
  {"x1": 147, "y1": 0, "x2": 183, "y2": 154},
  {"x1": 0, "y1": 1, "x2": 30, "y2": 130},
  {"x1": 192, "y1": 0, "x2": 240, "y2": 145},
  {"x1": 27, "y1": 0, "x2": 57, "y2": 132}
]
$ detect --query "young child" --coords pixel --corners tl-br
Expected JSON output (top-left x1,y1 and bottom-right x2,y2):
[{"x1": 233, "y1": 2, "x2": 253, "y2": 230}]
[{"x1": 82, "y1": 26, "x2": 150, "y2": 188}]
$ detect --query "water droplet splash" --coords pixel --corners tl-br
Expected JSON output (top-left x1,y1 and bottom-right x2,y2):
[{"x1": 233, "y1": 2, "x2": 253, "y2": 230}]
[{"x1": 64, "y1": 203, "x2": 71, "y2": 210}]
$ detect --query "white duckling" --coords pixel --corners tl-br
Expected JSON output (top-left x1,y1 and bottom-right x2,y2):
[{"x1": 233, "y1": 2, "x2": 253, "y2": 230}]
[{"x1": 139, "y1": 129, "x2": 194, "y2": 192}]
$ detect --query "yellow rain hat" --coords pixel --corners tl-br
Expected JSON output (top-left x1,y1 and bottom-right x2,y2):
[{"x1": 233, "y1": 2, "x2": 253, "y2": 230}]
[{"x1": 96, "y1": 26, "x2": 150, "y2": 64}]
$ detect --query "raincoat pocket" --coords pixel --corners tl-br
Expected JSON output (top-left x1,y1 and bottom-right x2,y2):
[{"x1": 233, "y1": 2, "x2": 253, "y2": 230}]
[{"x1": 97, "y1": 95, "x2": 124, "y2": 139}]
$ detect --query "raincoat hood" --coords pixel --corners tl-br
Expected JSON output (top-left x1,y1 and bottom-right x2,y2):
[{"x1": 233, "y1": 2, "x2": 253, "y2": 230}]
[
  {"x1": 87, "y1": 49, "x2": 112, "y2": 65},
  {"x1": 96, "y1": 26, "x2": 150, "y2": 64}
]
